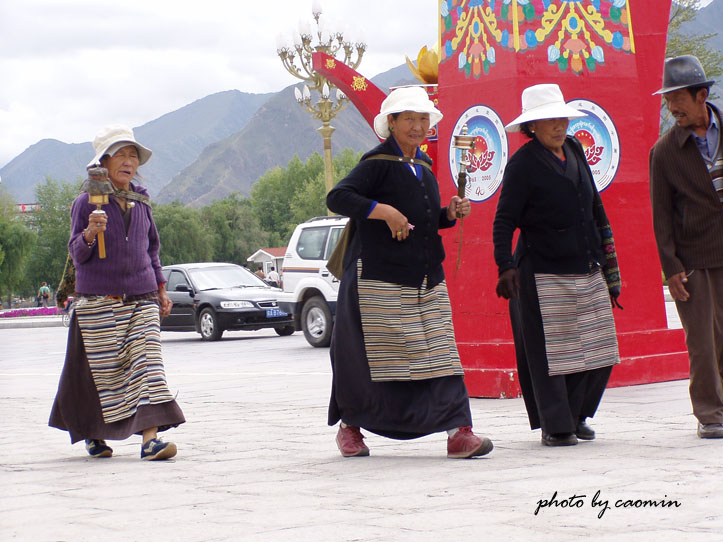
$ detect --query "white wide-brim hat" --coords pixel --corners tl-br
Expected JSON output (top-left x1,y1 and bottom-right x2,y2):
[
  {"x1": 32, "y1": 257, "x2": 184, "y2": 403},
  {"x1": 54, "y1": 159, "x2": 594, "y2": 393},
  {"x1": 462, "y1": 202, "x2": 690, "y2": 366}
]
[
  {"x1": 86, "y1": 124, "x2": 152, "y2": 168},
  {"x1": 505, "y1": 84, "x2": 585, "y2": 132},
  {"x1": 373, "y1": 86, "x2": 443, "y2": 139}
]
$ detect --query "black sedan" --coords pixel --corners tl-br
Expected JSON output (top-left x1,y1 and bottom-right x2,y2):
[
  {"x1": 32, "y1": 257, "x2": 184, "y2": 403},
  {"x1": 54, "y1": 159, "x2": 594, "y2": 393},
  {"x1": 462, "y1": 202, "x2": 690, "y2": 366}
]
[{"x1": 161, "y1": 262, "x2": 295, "y2": 341}]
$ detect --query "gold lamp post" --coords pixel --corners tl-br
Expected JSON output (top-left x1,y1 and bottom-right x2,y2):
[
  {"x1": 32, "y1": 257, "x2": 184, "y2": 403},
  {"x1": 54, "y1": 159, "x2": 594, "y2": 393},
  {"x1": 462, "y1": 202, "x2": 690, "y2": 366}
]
[{"x1": 276, "y1": 2, "x2": 366, "y2": 209}]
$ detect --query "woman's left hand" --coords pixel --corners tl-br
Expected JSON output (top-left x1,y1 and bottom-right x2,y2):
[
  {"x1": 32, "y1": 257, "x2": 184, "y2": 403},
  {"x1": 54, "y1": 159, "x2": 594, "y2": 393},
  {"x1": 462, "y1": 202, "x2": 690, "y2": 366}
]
[
  {"x1": 158, "y1": 287, "x2": 173, "y2": 318},
  {"x1": 447, "y1": 196, "x2": 471, "y2": 220}
]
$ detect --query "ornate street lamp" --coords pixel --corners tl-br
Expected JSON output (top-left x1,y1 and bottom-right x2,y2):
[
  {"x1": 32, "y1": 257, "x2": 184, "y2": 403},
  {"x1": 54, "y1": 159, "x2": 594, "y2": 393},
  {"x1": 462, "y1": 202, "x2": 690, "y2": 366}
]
[{"x1": 276, "y1": 2, "x2": 366, "y2": 207}]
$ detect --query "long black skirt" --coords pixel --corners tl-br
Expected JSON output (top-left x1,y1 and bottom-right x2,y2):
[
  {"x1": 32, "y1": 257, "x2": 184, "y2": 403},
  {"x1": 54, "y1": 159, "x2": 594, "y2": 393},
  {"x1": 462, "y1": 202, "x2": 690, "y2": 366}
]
[
  {"x1": 510, "y1": 256, "x2": 612, "y2": 435},
  {"x1": 328, "y1": 260, "x2": 472, "y2": 440},
  {"x1": 49, "y1": 315, "x2": 185, "y2": 444}
]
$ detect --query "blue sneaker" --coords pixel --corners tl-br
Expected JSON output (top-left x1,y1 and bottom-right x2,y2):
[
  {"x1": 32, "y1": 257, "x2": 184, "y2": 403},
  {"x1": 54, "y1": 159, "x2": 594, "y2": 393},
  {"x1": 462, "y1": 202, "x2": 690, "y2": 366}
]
[
  {"x1": 141, "y1": 438, "x2": 177, "y2": 461},
  {"x1": 85, "y1": 439, "x2": 113, "y2": 458}
]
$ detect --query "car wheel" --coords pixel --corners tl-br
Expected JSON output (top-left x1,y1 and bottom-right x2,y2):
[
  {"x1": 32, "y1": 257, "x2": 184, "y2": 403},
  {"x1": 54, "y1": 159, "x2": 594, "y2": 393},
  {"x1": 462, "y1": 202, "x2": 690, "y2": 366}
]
[
  {"x1": 199, "y1": 307, "x2": 223, "y2": 341},
  {"x1": 274, "y1": 325, "x2": 295, "y2": 336},
  {"x1": 301, "y1": 296, "x2": 332, "y2": 347}
]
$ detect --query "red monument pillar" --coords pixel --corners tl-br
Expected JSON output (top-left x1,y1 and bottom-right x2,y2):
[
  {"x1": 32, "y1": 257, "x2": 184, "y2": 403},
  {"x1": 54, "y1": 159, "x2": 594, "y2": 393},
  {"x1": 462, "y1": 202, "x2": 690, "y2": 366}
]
[
  {"x1": 437, "y1": 0, "x2": 688, "y2": 396},
  {"x1": 314, "y1": 0, "x2": 688, "y2": 398}
]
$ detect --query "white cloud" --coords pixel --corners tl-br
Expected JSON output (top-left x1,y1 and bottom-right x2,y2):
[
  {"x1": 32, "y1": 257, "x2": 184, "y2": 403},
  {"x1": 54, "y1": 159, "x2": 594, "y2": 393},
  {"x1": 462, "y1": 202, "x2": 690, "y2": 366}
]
[{"x1": 0, "y1": 0, "x2": 437, "y2": 166}]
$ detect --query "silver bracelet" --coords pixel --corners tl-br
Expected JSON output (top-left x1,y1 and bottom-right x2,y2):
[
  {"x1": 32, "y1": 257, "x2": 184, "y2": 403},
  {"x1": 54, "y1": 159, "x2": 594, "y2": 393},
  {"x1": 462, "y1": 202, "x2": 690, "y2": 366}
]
[{"x1": 83, "y1": 229, "x2": 96, "y2": 248}]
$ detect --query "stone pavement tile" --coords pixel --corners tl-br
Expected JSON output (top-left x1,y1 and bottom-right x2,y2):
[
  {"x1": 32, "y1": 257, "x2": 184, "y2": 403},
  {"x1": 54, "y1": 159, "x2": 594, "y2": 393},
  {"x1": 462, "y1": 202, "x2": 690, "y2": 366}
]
[{"x1": 2, "y1": 327, "x2": 722, "y2": 541}]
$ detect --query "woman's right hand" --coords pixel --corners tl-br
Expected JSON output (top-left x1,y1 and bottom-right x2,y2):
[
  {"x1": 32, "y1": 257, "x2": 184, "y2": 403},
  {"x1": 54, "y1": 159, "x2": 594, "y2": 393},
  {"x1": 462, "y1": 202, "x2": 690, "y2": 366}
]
[
  {"x1": 369, "y1": 203, "x2": 410, "y2": 241},
  {"x1": 84, "y1": 210, "x2": 107, "y2": 243},
  {"x1": 496, "y1": 268, "x2": 519, "y2": 299}
]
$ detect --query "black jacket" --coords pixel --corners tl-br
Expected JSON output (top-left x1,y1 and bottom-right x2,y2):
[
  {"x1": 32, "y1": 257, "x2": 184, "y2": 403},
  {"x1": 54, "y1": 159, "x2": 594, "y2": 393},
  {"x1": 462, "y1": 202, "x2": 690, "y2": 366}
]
[
  {"x1": 326, "y1": 137, "x2": 456, "y2": 288},
  {"x1": 493, "y1": 136, "x2": 605, "y2": 275}
]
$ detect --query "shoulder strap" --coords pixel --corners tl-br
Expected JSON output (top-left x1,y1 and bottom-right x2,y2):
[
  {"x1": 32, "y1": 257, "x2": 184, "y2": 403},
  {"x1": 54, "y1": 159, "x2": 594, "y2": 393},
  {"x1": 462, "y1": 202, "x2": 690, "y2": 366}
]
[
  {"x1": 113, "y1": 187, "x2": 151, "y2": 205},
  {"x1": 364, "y1": 153, "x2": 432, "y2": 171}
]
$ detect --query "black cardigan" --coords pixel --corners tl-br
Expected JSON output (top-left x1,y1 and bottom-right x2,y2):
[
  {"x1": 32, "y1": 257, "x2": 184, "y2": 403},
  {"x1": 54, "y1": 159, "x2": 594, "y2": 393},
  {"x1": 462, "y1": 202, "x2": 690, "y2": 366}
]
[
  {"x1": 493, "y1": 136, "x2": 605, "y2": 275},
  {"x1": 326, "y1": 138, "x2": 456, "y2": 288}
]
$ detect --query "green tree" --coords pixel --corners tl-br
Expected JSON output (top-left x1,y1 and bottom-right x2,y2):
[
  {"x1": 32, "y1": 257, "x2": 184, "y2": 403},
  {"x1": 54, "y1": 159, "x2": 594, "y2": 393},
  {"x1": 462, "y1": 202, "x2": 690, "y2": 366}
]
[
  {"x1": 202, "y1": 194, "x2": 270, "y2": 264},
  {"x1": 152, "y1": 202, "x2": 213, "y2": 265},
  {"x1": 24, "y1": 177, "x2": 81, "y2": 294},
  {"x1": 250, "y1": 154, "x2": 324, "y2": 244},
  {"x1": 250, "y1": 150, "x2": 362, "y2": 246},
  {"x1": 661, "y1": 0, "x2": 723, "y2": 131},
  {"x1": 0, "y1": 189, "x2": 37, "y2": 306}
]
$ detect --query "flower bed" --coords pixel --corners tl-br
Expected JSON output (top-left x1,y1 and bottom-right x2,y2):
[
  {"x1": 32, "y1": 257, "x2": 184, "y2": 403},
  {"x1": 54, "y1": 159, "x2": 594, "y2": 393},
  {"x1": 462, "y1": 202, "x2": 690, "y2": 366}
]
[{"x1": 0, "y1": 307, "x2": 60, "y2": 318}]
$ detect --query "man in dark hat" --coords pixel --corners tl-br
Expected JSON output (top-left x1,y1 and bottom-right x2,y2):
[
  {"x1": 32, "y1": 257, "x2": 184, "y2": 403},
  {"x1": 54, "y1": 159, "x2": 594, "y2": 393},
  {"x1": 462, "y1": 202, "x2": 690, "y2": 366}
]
[{"x1": 649, "y1": 55, "x2": 723, "y2": 439}]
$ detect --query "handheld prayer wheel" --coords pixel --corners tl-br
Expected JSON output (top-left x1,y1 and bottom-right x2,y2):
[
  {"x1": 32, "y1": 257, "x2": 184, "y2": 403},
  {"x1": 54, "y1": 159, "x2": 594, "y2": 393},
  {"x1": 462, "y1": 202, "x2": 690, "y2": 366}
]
[
  {"x1": 82, "y1": 167, "x2": 114, "y2": 259},
  {"x1": 451, "y1": 124, "x2": 475, "y2": 218}
]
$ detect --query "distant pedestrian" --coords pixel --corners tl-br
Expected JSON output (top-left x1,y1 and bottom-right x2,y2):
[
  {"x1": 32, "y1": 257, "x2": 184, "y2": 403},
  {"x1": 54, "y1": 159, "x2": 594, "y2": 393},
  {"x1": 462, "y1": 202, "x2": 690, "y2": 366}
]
[
  {"x1": 254, "y1": 266, "x2": 266, "y2": 280},
  {"x1": 49, "y1": 124, "x2": 185, "y2": 460},
  {"x1": 326, "y1": 87, "x2": 492, "y2": 459},
  {"x1": 649, "y1": 55, "x2": 723, "y2": 440},
  {"x1": 266, "y1": 266, "x2": 280, "y2": 287},
  {"x1": 37, "y1": 282, "x2": 51, "y2": 307}
]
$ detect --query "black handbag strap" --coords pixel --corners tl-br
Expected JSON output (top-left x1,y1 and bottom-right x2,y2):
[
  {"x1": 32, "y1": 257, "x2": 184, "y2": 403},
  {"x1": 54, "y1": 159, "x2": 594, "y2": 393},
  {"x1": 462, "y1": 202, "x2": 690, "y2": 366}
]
[{"x1": 364, "y1": 154, "x2": 432, "y2": 171}]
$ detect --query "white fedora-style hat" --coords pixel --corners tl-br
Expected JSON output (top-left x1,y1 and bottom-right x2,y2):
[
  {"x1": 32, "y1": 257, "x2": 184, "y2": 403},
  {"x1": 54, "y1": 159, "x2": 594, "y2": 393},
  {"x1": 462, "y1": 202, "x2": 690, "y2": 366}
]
[
  {"x1": 373, "y1": 86, "x2": 443, "y2": 139},
  {"x1": 505, "y1": 83, "x2": 585, "y2": 133},
  {"x1": 86, "y1": 124, "x2": 152, "y2": 168}
]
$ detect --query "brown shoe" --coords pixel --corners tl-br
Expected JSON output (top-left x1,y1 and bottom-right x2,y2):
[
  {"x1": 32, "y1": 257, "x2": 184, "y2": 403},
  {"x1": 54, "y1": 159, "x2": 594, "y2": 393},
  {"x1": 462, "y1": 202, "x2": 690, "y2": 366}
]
[
  {"x1": 336, "y1": 425, "x2": 370, "y2": 457},
  {"x1": 447, "y1": 426, "x2": 493, "y2": 459}
]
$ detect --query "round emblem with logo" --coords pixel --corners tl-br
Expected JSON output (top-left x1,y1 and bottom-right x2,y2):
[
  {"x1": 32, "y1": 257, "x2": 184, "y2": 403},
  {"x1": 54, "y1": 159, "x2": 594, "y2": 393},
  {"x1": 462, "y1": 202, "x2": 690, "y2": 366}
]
[
  {"x1": 566, "y1": 99, "x2": 621, "y2": 192},
  {"x1": 449, "y1": 105, "x2": 508, "y2": 202}
]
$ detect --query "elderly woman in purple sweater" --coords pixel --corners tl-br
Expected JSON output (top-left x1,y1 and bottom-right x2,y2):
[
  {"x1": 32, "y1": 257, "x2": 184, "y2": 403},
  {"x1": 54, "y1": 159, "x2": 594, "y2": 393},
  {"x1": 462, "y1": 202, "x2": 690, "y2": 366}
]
[{"x1": 49, "y1": 125, "x2": 184, "y2": 461}]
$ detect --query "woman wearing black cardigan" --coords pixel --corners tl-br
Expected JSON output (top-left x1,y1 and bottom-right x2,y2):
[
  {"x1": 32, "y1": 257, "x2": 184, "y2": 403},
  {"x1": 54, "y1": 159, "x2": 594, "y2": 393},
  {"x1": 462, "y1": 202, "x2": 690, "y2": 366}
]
[
  {"x1": 493, "y1": 84, "x2": 621, "y2": 446},
  {"x1": 326, "y1": 86, "x2": 493, "y2": 459}
]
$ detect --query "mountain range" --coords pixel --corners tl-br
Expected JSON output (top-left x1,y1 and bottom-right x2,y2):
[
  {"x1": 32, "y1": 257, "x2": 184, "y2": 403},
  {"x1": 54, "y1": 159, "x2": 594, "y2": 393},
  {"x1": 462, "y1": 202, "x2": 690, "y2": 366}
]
[
  {"x1": 2, "y1": 0, "x2": 720, "y2": 206},
  {"x1": 1, "y1": 65, "x2": 416, "y2": 206}
]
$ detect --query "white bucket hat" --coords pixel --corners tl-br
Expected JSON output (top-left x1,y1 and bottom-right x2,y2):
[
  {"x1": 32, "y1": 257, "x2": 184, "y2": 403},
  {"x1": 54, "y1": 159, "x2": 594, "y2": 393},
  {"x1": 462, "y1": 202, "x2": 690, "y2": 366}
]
[
  {"x1": 86, "y1": 124, "x2": 152, "y2": 168},
  {"x1": 373, "y1": 86, "x2": 443, "y2": 139},
  {"x1": 505, "y1": 84, "x2": 585, "y2": 133}
]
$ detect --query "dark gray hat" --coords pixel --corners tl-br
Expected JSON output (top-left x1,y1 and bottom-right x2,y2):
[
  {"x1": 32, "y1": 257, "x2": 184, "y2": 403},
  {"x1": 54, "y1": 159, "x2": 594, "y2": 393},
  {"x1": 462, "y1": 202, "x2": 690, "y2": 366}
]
[{"x1": 653, "y1": 55, "x2": 715, "y2": 95}]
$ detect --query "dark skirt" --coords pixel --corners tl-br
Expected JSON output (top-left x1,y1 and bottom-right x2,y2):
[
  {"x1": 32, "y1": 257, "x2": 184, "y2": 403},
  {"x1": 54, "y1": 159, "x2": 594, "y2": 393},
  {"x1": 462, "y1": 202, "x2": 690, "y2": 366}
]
[
  {"x1": 49, "y1": 315, "x2": 185, "y2": 444},
  {"x1": 510, "y1": 256, "x2": 612, "y2": 435},
  {"x1": 328, "y1": 259, "x2": 473, "y2": 440}
]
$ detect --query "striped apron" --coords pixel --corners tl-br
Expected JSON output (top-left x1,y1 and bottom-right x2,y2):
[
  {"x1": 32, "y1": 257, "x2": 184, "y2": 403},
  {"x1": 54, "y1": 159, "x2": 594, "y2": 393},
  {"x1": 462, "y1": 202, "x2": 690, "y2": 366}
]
[
  {"x1": 535, "y1": 269, "x2": 620, "y2": 376},
  {"x1": 357, "y1": 262, "x2": 465, "y2": 382},
  {"x1": 74, "y1": 296, "x2": 175, "y2": 423}
]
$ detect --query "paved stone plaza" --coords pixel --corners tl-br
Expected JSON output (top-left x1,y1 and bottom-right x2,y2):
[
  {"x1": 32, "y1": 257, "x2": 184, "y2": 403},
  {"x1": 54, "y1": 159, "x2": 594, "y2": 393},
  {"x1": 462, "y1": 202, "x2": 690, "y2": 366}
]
[{"x1": 1, "y1": 312, "x2": 721, "y2": 541}]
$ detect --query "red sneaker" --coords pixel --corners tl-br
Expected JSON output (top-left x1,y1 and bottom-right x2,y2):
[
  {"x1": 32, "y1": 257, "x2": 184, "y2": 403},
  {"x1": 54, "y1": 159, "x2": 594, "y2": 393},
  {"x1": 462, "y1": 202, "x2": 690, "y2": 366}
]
[
  {"x1": 447, "y1": 426, "x2": 493, "y2": 459},
  {"x1": 336, "y1": 424, "x2": 370, "y2": 457}
]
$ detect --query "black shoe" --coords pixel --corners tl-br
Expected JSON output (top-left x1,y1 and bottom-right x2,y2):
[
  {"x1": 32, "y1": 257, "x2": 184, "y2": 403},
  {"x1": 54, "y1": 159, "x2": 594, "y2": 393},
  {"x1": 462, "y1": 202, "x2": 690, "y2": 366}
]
[
  {"x1": 575, "y1": 419, "x2": 596, "y2": 440},
  {"x1": 541, "y1": 432, "x2": 578, "y2": 446},
  {"x1": 697, "y1": 423, "x2": 723, "y2": 439}
]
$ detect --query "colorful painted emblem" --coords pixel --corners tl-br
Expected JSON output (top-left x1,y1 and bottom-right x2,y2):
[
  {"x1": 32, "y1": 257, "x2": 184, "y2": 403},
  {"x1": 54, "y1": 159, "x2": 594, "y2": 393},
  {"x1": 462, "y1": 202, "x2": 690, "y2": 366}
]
[
  {"x1": 440, "y1": 0, "x2": 635, "y2": 77},
  {"x1": 449, "y1": 105, "x2": 509, "y2": 202},
  {"x1": 567, "y1": 99, "x2": 620, "y2": 192}
]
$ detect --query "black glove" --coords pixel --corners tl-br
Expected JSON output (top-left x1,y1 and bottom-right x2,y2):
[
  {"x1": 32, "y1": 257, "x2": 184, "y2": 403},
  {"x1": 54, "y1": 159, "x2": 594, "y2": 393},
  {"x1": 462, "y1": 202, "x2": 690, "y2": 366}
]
[{"x1": 496, "y1": 268, "x2": 519, "y2": 300}]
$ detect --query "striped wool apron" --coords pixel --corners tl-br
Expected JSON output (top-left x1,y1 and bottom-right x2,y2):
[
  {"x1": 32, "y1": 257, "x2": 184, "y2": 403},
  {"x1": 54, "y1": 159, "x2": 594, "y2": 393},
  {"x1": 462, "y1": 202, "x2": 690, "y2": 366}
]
[
  {"x1": 356, "y1": 262, "x2": 465, "y2": 382},
  {"x1": 74, "y1": 296, "x2": 175, "y2": 423},
  {"x1": 534, "y1": 269, "x2": 620, "y2": 376}
]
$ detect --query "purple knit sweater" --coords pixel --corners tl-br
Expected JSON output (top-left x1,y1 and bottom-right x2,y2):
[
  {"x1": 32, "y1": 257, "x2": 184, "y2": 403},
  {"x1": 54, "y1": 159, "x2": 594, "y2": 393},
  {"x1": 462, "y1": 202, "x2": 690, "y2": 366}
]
[{"x1": 69, "y1": 183, "x2": 165, "y2": 296}]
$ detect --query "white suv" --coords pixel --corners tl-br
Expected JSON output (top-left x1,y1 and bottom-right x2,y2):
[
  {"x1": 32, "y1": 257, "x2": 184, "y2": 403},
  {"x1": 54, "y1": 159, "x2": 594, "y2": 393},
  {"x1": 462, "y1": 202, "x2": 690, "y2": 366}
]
[{"x1": 277, "y1": 216, "x2": 348, "y2": 347}]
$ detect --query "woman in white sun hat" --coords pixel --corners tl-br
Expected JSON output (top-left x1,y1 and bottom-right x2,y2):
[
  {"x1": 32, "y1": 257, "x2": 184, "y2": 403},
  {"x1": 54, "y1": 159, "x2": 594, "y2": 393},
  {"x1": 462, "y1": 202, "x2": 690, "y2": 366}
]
[
  {"x1": 493, "y1": 83, "x2": 621, "y2": 447},
  {"x1": 50, "y1": 124, "x2": 184, "y2": 461},
  {"x1": 326, "y1": 86, "x2": 493, "y2": 460}
]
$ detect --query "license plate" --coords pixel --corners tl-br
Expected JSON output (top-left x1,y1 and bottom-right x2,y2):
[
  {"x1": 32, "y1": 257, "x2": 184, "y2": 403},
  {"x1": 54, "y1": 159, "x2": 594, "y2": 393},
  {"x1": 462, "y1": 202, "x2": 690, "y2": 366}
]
[{"x1": 266, "y1": 308, "x2": 287, "y2": 318}]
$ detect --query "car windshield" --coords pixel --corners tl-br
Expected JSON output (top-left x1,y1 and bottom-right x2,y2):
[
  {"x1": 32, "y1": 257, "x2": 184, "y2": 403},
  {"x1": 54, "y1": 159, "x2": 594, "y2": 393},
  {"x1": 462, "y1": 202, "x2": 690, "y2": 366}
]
[{"x1": 188, "y1": 266, "x2": 267, "y2": 291}]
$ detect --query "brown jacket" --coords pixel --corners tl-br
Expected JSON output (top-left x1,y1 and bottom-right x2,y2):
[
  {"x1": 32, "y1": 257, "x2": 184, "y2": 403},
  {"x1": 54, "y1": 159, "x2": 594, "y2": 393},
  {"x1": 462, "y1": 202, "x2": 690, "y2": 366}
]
[{"x1": 649, "y1": 103, "x2": 723, "y2": 277}]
